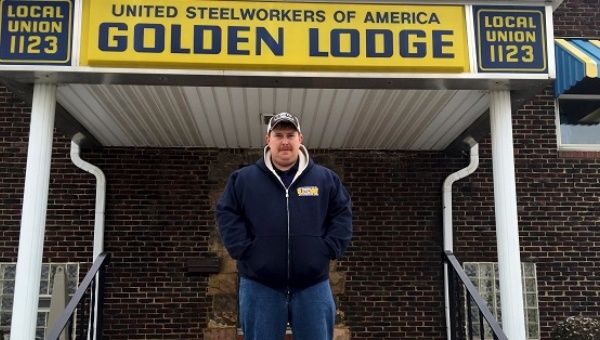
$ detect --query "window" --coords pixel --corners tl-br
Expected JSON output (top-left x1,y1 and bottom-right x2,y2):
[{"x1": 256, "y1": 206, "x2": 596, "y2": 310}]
[
  {"x1": 0, "y1": 263, "x2": 79, "y2": 340},
  {"x1": 463, "y1": 262, "x2": 540, "y2": 340},
  {"x1": 556, "y1": 95, "x2": 600, "y2": 150}
]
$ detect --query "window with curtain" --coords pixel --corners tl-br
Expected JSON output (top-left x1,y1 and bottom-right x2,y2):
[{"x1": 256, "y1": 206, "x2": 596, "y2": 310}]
[{"x1": 556, "y1": 95, "x2": 600, "y2": 150}]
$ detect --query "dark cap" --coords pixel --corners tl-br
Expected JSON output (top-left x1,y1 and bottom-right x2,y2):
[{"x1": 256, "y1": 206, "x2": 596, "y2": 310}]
[{"x1": 267, "y1": 112, "x2": 301, "y2": 133}]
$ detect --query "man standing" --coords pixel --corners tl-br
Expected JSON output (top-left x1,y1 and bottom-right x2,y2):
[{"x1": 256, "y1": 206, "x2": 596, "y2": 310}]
[{"x1": 216, "y1": 112, "x2": 352, "y2": 340}]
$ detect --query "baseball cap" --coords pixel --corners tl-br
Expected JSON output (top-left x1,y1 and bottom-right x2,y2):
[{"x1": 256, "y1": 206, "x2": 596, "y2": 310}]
[{"x1": 267, "y1": 112, "x2": 301, "y2": 133}]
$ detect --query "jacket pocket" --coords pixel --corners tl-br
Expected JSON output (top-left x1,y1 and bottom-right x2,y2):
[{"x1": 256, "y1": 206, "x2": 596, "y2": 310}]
[
  {"x1": 290, "y1": 236, "x2": 330, "y2": 284},
  {"x1": 241, "y1": 236, "x2": 286, "y2": 283}
]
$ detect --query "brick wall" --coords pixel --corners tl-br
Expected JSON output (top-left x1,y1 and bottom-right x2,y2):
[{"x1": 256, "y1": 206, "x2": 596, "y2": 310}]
[
  {"x1": 0, "y1": 86, "x2": 28, "y2": 262},
  {"x1": 0, "y1": 86, "x2": 96, "y2": 264},
  {"x1": 321, "y1": 150, "x2": 460, "y2": 340},
  {"x1": 0, "y1": 88, "x2": 216, "y2": 337},
  {"x1": 554, "y1": 0, "x2": 600, "y2": 37},
  {"x1": 453, "y1": 87, "x2": 600, "y2": 339}
]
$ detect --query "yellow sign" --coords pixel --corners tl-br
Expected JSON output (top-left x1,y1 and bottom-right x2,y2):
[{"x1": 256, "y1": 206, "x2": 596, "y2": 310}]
[{"x1": 80, "y1": 0, "x2": 470, "y2": 72}]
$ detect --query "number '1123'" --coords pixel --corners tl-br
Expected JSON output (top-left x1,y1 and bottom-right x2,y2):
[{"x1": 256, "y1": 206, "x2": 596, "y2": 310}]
[
  {"x1": 9, "y1": 35, "x2": 58, "y2": 54},
  {"x1": 489, "y1": 44, "x2": 534, "y2": 63}
]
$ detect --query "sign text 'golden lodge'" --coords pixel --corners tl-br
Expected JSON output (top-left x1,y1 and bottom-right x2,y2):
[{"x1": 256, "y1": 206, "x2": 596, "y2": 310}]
[{"x1": 80, "y1": 0, "x2": 470, "y2": 72}]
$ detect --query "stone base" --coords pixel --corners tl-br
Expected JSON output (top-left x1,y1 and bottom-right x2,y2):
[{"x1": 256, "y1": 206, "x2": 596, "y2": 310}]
[
  {"x1": 334, "y1": 326, "x2": 351, "y2": 340},
  {"x1": 204, "y1": 327, "x2": 236, "y2": 340}
]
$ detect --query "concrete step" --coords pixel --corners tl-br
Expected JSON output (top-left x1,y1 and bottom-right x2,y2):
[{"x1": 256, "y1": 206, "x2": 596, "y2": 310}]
[{"x1": 205, "y1": 327, "x2": 350, "y2": 340}]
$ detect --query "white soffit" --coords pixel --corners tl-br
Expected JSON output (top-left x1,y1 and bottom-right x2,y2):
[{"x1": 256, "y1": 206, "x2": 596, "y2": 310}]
[{"x1": 56, "y1": 84, "x2": 489, "y2": 150}]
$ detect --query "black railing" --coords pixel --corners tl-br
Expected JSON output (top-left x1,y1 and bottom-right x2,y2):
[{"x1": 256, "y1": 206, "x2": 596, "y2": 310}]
[
  {"x1": 443, "y1": 251, "x2": 508, "y2": 340},
  {"x1": 46, "y1": 252, "x2": 110, "y2": 340}
]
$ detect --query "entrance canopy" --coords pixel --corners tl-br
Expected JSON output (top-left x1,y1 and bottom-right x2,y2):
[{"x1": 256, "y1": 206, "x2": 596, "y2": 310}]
[
  {"x1": 57, "y1": 85, "x2": 490, "y2": 149},
  {"x1": 0, "y1": 0, "x2": 559, "y2": 149}
]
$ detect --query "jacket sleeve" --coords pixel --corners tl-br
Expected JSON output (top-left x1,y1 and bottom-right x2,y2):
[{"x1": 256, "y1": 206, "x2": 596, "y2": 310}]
[
  {"x1": 323, "y1": 172, "x2": 352, "y2": 259},
  {"x1": 215, "y1": 172, "x2": 253, "y2": 260}
]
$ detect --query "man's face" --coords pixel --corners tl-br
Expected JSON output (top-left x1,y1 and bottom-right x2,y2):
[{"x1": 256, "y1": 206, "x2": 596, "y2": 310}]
[{"x1": 265, "y1": 124, "x2": 303, "y2": 170}]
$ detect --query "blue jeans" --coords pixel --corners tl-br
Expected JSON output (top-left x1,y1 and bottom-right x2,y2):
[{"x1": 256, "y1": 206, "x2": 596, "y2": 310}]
[{"x1": 239, "y1": 277, "x2": 335, "y2": 340}]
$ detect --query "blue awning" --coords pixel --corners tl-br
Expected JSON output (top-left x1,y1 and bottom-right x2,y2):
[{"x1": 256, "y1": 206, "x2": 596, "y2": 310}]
[{"x1": 555, "y1": 39, "x2": 600, "y2": 97}]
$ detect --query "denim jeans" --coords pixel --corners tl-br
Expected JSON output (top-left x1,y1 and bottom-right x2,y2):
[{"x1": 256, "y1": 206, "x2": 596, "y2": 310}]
[{"x1": 239, "y1": 277, "x2": 335, "y2": 340}]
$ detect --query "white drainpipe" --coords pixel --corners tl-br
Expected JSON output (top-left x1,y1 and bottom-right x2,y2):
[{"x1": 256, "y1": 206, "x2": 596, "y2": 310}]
[
  {"x1": 70, "y1": 133, "x2": 105, "y2": 340},
  {"x1": 442, "y1": 137, "x2": 479, "y2": 340}
]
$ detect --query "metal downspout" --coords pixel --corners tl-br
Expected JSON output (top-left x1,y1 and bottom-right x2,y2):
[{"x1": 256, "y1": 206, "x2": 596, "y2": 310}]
[
  {"x1": 442, "y1": 137, "x2": 479, "y2": 340},
  {"x1": 70, "y1": 133, "x2": 106, "y2": 340}
]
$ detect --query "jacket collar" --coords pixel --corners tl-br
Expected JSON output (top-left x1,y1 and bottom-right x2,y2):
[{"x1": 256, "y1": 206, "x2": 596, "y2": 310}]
[{"x1": 262, "y1": 145, "x2": 311, "y2": 185}]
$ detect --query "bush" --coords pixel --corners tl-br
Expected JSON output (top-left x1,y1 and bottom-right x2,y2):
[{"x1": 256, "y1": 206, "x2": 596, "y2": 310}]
[{"x1": 551, "y1": 316, "x2": 600, "y2": 340}]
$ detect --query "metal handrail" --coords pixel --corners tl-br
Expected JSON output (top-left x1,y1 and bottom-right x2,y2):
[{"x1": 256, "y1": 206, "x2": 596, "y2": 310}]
[
  {"x1": 443, "y1": 251, "x2": 508, "y2": 340},
  {"x1": 46, "y1": 252, "x2": 110, "y2": 340}
]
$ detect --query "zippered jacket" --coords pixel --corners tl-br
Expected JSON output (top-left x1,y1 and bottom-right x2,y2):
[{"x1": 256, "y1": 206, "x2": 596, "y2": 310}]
[{"x1": 216, "y1": 145, "x2": 352, "y2": 291}]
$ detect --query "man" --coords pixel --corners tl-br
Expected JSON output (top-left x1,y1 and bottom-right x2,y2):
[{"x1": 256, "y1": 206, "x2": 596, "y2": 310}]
[{"x1": 216, "y1": 112, "x2": 352, "y2": 340}]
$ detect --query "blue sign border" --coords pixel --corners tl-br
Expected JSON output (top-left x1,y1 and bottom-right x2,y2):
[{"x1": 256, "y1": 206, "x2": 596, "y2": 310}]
[
  {"x1": 473, "y1": 6, "x2": 547, "y2": 73},
  {"x1": 0, "y1": 0, "x2": 72, "y2": 65}
]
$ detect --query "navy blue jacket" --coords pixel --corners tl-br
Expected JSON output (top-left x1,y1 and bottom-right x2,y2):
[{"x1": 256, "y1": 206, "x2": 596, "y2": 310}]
[{"x1": 216, "y1": 147, "x2": 352, "y2": 291}]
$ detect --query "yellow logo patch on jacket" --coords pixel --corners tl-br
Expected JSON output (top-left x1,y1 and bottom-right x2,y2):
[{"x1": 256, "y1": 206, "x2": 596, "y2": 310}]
[{"x1": 297, "y1": 186, "x2": 319, "y2": 197}]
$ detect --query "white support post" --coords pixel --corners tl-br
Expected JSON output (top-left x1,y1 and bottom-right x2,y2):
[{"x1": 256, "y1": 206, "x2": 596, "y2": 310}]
[
  {"x1": 10, "y1": 83, "x2": 57, "y2": 339},
  {"x1": 489, "y1": 90, "x2": 527, "y2": 340}
]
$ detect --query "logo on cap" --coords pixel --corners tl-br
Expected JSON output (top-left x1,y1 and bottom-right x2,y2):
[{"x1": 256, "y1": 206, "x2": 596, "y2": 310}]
[{"x1": 267, "y1": 112, "x2": 301, "y2": 132}]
